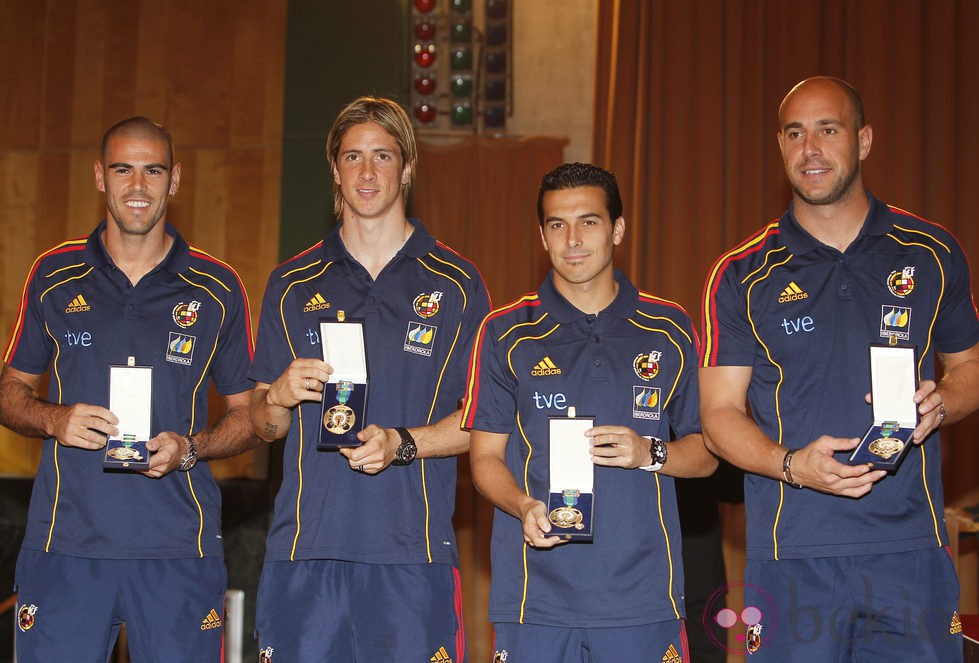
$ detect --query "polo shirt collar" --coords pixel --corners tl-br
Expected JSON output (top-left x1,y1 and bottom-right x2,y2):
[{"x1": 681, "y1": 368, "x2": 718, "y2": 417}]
[
  {"x1": 84, "y1": 219, "x2": 190, "y2": 274},
  {"x1": 538, "y1": 269, "x2": 639, "y2": 324},
  {"x1": 780, "y1": 192, "x2": 891, "y2": 254},
  {"x1": 320, "y1": 218, "x2": 437, "y2": 263}
]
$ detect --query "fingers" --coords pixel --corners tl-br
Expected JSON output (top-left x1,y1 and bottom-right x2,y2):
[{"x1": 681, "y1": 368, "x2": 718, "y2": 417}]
[
  {"x1": 267, "y1": 359, "x2": 332, "y2": 408},
  {"x1": 794, "y1": 438, "x2": 887, "y2": 496},
  {"x1": 55, "y1": 404, "x2": 118, "y2": 450},
  {"x1": 912, "y1": 383, "x2": 944, "y2": 443},
  {"x1": 587, "y1": 426, "x2": 645, "y2": 468},
  {"x1": 340, "y1": 426, "x2": 397, "y2": 474},
  {"x1": 522, "y1": 502, "x2": 564, "y2": 549},
  {"x1": 141, "y1": 433, "x2": 182, "y2": 478}
]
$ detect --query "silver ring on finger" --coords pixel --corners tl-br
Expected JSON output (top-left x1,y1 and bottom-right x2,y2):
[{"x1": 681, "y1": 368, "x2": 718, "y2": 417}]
[
  {"x1": 359, "y1": 465, "x2": 365, "y2": 472},
  {"x1": 305, "y1": 377, "x2": 310, "y2": 390}
]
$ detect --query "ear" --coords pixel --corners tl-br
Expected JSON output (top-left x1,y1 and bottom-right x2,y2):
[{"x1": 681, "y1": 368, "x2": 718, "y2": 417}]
[
  {"x1": 401, "y1": 159, "x2": 414, "y2": 186},
  {"x1": 332, "y1": 161, "x2": 341, "y2": 186},
  {"x1": 857, "y1": 124, "x2": 873, "y2": 161},
  {"x1": 94, "y1": 161, "x2": 106, "y2": 193},
  {"x1": 612, "y1": 217, "x2": 625, "y2": 246},
  {"x1": 539, "y1": 225, "x2": 549, "y2": 252},
  {"x1": 776, "y1": 130, "x2": 785, "y2": 153},
  {"x1": 169, "y1": 162, "x2": 182, "y2": 196}
]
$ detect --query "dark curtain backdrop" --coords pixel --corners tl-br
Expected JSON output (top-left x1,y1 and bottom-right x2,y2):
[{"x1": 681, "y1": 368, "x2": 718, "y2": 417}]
[{"x1": 593, "y1": 0, "x2": 979, "y2": 509}]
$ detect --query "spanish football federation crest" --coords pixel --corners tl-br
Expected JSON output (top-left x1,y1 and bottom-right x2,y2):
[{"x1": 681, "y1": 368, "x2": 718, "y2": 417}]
[
  {"x1": 413, "y1": 291, "x2": 443, "y2": 318},
  {"x1": 172, "y1": 301, "x2": 201, "y2": 327},
  {"x1": 18, "y1": 603, "x2": 38, "y2": 632},
  {"x1": 633, "y1": 351, "x2": 661, "y2": 380},
  {"x1": 887, "y1": 266, "x2": 915, "y2": 297}
]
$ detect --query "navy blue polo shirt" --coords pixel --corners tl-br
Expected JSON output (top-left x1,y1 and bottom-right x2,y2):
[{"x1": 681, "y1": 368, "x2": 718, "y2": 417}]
[
  {"x1": 462, "y1": 270, "x2": 701, "y2": 627},
  {"x1": 702, "y1": 194, "x2": 979, "y2": 560},
  {"x1": 3, "y1": 221, "x2": 254, "y2": 559},
  {"x1": 250, "y1": 219, "x2": 490, "y2": 565}
]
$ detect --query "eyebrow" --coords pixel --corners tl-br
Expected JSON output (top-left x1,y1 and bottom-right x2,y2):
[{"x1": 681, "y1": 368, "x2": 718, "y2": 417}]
[{"x1": 107, "y1": 162, "x2": 170, "y2": 171}]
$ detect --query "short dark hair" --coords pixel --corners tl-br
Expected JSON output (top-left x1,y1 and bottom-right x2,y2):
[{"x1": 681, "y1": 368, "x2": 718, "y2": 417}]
[
  {"x1": 537, "y1": 162, "x2": 623, "y2": 226},
  {"x1": 326, "y1": 96, "x2": 417, "y2": 217},
  {"x1": 101, "y1": 117, "x2": 174, "y2": 166}
]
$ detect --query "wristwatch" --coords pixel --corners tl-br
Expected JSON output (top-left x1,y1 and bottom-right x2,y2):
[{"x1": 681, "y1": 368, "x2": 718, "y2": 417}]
[
  {"x1": 638, "y1": 436, "x2": 667, "y2": 472},
  {"x1": 178, "y1": 434, "x2": 198, "y2": 472},
  {"x1": 392, "y1": 427, "x2": 418, "y2": 466}
]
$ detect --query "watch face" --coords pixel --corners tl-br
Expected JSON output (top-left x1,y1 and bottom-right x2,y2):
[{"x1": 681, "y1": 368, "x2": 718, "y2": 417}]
[
  {"x1": 399, "y1": 442, "x2": 417, "y2": 464},
  {"x1": 651, "y1": 438, "x2": 668, "y2": 465}
]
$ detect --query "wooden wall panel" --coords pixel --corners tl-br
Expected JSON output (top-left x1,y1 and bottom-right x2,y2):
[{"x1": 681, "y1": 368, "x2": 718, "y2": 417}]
[{"x1": 0, "y1": 0, "x2": 287, "y2": 479}]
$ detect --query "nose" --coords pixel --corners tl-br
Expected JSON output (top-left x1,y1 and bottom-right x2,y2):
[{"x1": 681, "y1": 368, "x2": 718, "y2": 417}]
[
  {"x1": 358, "y1": 159, "x2": 376, "y2": 181},
  {"x1": 802, "y1": 133, "x2": 820, "y2": 157},
  {"x1": 567, "y1": 226, "x2": 582, "y2": 248}
]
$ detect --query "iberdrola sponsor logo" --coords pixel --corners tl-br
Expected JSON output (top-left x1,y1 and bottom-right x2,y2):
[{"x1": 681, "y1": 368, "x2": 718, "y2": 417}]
[
  {"x1": 65, "y1": 294, "x2": 91, "y2": 313},
  {"x1": 531, "y1": 356, "x2": 562, "y2": 376},
  {"x1": 404, "y1": 323, "x2": 436, "y2": 356}
]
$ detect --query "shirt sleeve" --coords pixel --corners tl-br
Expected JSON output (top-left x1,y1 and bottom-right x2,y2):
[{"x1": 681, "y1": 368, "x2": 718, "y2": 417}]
[
  {"x1": 701, "y1": 261, "x2": 757, "y2": 368},
  {"x1": 665, "y1": 312, "x2": 702, "y2": 439},
  {"x1": 209, "y1": 267, "x2": 255, "y2": 396},
  {"x1": 463, "y1": 315, "x2": 517, "y2": 434},
  {"x1": 3, "y1": 263, "x2": 54, "y2": 375},
  {"x1": 933, "y1": 233, "x2": 979, "y2": 354}
]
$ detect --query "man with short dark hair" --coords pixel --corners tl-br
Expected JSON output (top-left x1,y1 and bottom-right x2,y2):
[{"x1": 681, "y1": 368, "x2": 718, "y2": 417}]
[
  {"x1": 465, "y1": 162, "x2": 715, "y2": 663},
  {"x1": 700, "y1": 77, "x2": 979, "y2": 660},
  {"x1": 250, "y1": 97, "x2": 489, "y2": 662},
  {"x1": 0, "y1": 116, "x2": 257, "y2": 662}
]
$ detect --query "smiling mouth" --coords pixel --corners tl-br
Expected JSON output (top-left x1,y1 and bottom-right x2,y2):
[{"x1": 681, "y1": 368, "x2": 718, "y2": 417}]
[{"x1": 125, "y1": 200, "x2": 150, "y2": 208}]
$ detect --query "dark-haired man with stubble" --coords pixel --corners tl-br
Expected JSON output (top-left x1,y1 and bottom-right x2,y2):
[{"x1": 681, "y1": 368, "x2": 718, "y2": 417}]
[
  {"x1": 465, "y1": 162, "x2": 715, "y2": 663},
  {"x1": 1, "y1": 116, "x2": 257, "y2": 662}
]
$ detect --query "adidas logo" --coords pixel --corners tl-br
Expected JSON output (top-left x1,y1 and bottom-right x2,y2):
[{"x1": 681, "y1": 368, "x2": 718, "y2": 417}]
[
  {"x1": 950, "y1": 611, "x2": 962, "y2": 635},
  {"x1": 778, "y1": 282, "x2": 808, "y2": 303},
  {"x1": 303, "y1": 293, "x2": 331, "y2": 312},
  {"x1": 200, "y1": 608, "x2": 222, "y2": 631},
  {"x1": 430, "y1": 646, "x2": 453, "y2": 662},
  {"x1": 65, "y1": 294, "x2": 91, "y2": 313},
  {"x1": 662, "y1": 643, "x2": 682, "y2": 662},
  {"x1": 531, "y1": 356, "x2": 562, "y2": 376}
]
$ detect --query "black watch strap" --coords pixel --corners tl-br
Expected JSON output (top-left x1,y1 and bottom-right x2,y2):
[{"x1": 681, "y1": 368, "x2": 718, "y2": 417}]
[{"x1": 392, "y1": 427, "x2": 417, "y2": 466}]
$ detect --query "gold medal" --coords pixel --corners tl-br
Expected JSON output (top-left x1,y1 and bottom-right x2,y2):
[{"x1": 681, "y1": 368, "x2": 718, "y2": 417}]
[
  {"x1": 107, "y1": 446, "x2": 143, "y2": 461},
  {"x1": 868, "y1": 437, "x2": 904, "y2": 460},
  {"x1": 548, "y1": 506, "x2": 584, "y2": 529},
  {"x1": 324, "y1": 405, "x2": 355, "y2": 434}
]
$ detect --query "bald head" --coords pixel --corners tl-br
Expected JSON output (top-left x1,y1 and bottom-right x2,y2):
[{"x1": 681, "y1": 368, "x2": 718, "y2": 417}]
[
  {"x1": 101, "y1": 117, "x2": 174, "y2": 167},
  {"x1": 779, "y1": 77, "x2": 865, "y2": 131}
]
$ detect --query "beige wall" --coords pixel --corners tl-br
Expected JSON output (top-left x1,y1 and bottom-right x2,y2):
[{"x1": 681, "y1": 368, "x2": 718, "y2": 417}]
[{"x1": 509, "y1": 1, "x2": 597, "y2": 163}]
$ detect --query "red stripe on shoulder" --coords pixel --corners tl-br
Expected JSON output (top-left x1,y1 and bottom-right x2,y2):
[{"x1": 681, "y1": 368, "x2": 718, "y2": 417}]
[{"x1": 3, "y1": 239, "x2": 87, "y2": 361}]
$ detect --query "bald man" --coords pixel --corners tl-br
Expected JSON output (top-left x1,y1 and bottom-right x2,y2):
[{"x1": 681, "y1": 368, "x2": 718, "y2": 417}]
[
  {"x1": 0, "y1": 117, "x2": 258, "y2": 662},
  {"x1": 700, "y1": 77, "x2": 979, "y2": 661}
]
